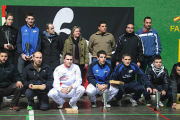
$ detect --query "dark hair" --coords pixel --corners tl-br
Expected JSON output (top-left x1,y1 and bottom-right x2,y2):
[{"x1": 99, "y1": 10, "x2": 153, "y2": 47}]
[
  {"x1": 5, "y1": 13, "x2": 13, "y2": 20},
  {"x1": 176, "y1": 62, "x2": 180, "y2": 68},
  {"x1": 45, "y1": 23, "x2": 53, "y2": 30},
  {"x1": 122, "y1": 53, "x2": 131, "y2": 59},
  {"x1": 64, "y1": 53, "x2": 73, "y2": 59},
  {"x1": 97, "y1": 50, "x2": 106, "y2": 57},
  {"x1": 144, "y1": 16, "x2": 152, "y2": 22},
  {"x1": 0, "y1": 49, "x2": 9, "y2": 56},
  {"x1": 126, "y1": 23, "x2": 134, "y2": 28},
  {"x1": 98, "y1": 21, "x2": 106, "y2": 27},
  {"x1": 26, "y1": 13, "x2": 35, "y2": 18},
  {"x1": 153, "y1": 55, "x2": 162, "y2": 61}
]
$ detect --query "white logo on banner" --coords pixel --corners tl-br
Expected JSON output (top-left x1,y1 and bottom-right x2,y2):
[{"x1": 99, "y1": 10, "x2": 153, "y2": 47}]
[{"x1": 53, "y1": 8, "x2": 74, "y2": 35}]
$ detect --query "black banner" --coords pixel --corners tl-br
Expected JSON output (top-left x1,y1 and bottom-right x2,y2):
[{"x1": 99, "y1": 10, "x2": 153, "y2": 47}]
[{"x1": 7, "y1": 6, "x2": 134, "y2": 43}]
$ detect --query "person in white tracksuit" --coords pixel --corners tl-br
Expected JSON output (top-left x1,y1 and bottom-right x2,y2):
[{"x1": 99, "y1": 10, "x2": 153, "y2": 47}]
[{"x1": 48, "y1": 53, "x2": 85, "y2": 109}]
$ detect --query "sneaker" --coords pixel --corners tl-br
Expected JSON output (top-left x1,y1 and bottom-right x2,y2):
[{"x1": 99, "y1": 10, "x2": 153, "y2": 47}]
[
  {"x1": 146, "y1": 100, "x2": 152, "y2": 107},
  {"x1": 10, "y1": 106, "x2": 20, "y2": 111},
  {"x1": 159, "y1": 101, "x2": 164, "y2": 107},
  {"x1": 3, "y1": 96, "x2": 12, "y2": 101},
  {"x1": 33, "y1": 96, "x2": 38, "y2": 100},
  {"x1": 69, "y1": 102, "x2": 78, "y2": 109},
  {"x1": 106, "y1": 102, "x2": 111, "y2": 108},
  {"x1": 91, "y1": 102, "x2": 97, "y2": 108},
  {"x1": 57, "y1": 104, "x2": 63, "y2": 109},
  {"x1": 130, "y1": 98, "x2": 138, "y2": 107},
  {"x1": 117, "y1": 100, "x2": 122, "y2": 106},
  {"x1": 27, "y1": 105, "x2": 33, "y2": 110}
]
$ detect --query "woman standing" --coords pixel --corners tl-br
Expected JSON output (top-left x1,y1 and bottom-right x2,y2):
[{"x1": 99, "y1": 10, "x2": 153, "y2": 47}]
[{"x1": 63, "y1": 26, "x2": 89, "y2": 75}]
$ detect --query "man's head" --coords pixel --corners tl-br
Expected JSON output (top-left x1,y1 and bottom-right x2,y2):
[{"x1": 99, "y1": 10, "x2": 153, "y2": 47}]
[
  {"x1": 143, "y1": 17, "x2": 152, "y2": 30},
  {"x1": 5, "y1": 13, "x2": 13, "y2": 26},
  {"x1": 153, "y1": 55, "x2": 162, "y2": 68},
  {"x1": 126, "y1": 24, "x2": 134, "y2": 33},
  {"x1": 176, "y1": 63, "x2": 180, "y2": 76},
  {"x1": 25, "y1": 13, "x2": 35, "y2": 27},
  {"x1": 64, "y1": 53, "x2": 73, "y2": 67},
  {"x1": 71, "y1": 26, "x2": 81, "y2": 38},
  {"x1": 122, "y1": 54, "x2": 131, "y2": 66},
  {"x1": 0, "y1": 50, "x2": 9, "y2": 63},
  {"x1": 45, "y1": 23, "x2": 55, "y2": 35},
  {"x1": 33, "y1": 51, "x2": 42, "y2": 67},
  {"x1": 98, "y1": 21, "x2": 107, "y2": 33},
  {"x1": 97, "y1": 50, "x2": 106, "y2": 65}
]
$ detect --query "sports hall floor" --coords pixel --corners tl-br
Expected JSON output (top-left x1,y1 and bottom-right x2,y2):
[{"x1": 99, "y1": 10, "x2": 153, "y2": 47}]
[{"x1": 0, "y1": 95, "x2": 179, "y2": 120}]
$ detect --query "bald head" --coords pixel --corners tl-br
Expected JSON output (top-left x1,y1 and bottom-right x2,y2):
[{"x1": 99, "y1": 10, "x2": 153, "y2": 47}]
[{"x1": 33, "y1": 51, "x2": 43, "y2": 66}]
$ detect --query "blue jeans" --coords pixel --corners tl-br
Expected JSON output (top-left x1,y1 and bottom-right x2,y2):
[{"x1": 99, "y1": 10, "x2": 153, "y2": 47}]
[
  {"x1": 92, "y1": 57, "x2": 111, "y2": 65},
  {"x1": 144, "y1": 85, "x2": 172, "y2": 101}
]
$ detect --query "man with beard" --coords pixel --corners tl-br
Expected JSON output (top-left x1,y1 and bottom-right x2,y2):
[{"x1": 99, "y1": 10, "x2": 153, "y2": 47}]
[
  {"x1": 23, "y1": 51, "x2": 53, "y2": 110},
  {"x1": 0, "y1": 13, "x2": 18, "y2": 64},
  {"x1": 115, "y1": 24, "x2": 144, "y2": 67},
  {"x1": 41, "y1": 23, "x2": 63, "y2": 71},
  {"x1": 17, "y1": 13, "x2": 41, "y2": 74},
  {"x1": 136, "y1": 17, "x2": 162, "y2": 72}
]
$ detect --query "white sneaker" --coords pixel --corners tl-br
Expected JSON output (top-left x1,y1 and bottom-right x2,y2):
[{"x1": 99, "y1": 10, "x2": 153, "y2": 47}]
[
  {"x1": 159, "y1": 101, "x2": 164, "y2": 107},
  {"x1": 130, "y1": 98, "x2": 138, "y2": 107},
  {"x1": 91, "y1": 102, "x2": 97, "y2": 108},
  {"x1": 57, "y1": 104, "x2": 63, "y2": 109},
  {"x1": 106, "y1": 102, "x2": 111, "y2": 108},
  {"x1": 69, "y1": 102, "x2": 78, "y2": 109}
]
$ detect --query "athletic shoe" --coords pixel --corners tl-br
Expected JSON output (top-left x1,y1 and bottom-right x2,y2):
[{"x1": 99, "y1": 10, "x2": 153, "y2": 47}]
[
  {"x1": 159, "y1": 101, "x2": 164, "y2": 107},
  {"x1": 10, "y1": 106, "x2": 20, "y2": 111},
  {"x1": 27, "y1": 105, "x2": 33, "y2": 110},
  {"x1": 69, "y1": 102, "x2": 78, "y2": 109},
  {"x1": 130, "y1": 98, "x2": 138, "y2": 107},
  {"x1": 91, "y1": 102, "x2": 97, "y2": 108},
  {"x1": 146, "y1": 100, "x2": 152, "y2": 107},
  {"x1": 106, "y1": 102, "x2": 111, "y2": 108},
  {"x1": 57, "y1": 104, "x2": 63, "y2": 109}
]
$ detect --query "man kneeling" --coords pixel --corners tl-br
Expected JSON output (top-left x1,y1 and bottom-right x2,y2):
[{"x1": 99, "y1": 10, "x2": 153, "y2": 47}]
[
  {"x1": 48, "y1": 53, "x2": 85, "y2": 109},
  {"x1": 86, "y1": 50, "x2": 119, "y2": 108},
  {"x1": 111, "y1": 54, "x2": 151, "y2": 107}
]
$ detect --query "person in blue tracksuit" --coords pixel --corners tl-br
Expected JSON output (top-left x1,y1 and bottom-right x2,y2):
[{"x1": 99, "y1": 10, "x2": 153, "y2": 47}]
[
  {"x1": 111, "y1": 53, "x2": 152, "y2": 107},
  {"x1": 136, "y1": 16, "x2": 162, "y2": 72},
  {"x1": 17, "y1": 13, "x2": 41, "y2": 74},
  {"x1": 86, "y1": 50, "x2": 119, "y2": 108}
]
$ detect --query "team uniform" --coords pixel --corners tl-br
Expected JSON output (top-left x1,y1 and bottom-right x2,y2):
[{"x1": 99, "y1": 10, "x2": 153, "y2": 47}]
[{"x1": 48, "y1": 63, "x2": 85, "y2": 108}]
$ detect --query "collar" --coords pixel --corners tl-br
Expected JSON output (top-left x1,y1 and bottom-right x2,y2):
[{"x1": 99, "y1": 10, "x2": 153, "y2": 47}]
[
  {"x1": 95, "y1": 31, "x2": 109, "y2": 35},
  {"x1": 26, "y1": 24, "x2": 35, "y2": 28},
  {"x1": 64, "y1": 63, "x2": 71, "y2": 68},
  {"x1": 142, "y1": 27, "x2": 152, "y2": 33}
]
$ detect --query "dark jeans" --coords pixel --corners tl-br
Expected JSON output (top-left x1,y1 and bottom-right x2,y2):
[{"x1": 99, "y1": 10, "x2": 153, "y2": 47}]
[
  {"x1": 25, "y1": 89, "x2": 49, "y2": 110},
  {"x1": 141, "y1": 56, "x2": 154, "y2": 72},
  {"x1": 0, "y1": 83, "x2": 23, "y2": 106},
  {"x1": 17, "y1": 56, "x2": 31, "y2": 75},
  {"x1": 116, "y1": 81, "x2": 144, "y2": 101},
  {"x1": 144, "y1": 85, "x2": 172, "y2": 101},
  {"x1": 74, "y1": 64, "x2": 84, "y2": 78}
]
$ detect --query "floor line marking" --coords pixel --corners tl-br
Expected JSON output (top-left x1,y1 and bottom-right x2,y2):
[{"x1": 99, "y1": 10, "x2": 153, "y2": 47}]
[
  {"x1": 29, "y1": 110, "x2": 34, "y2": 120},
  {"x1": 140, "y1": 101, "x2": 169, "y2": 120},
  {"x1": 59, "y1": 109, "x2": 65, "y2": 120},
  {"x1": 26, "y1": 115, "x2": 29, "y2": 120}
]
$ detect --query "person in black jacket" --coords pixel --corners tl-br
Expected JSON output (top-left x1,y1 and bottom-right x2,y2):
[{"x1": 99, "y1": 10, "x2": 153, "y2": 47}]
[
  {"x1": 111, "y1": 53, "x2": 151, "y2": 107},
  {"x1": 0, "y1": 50, "x2": 23, "y2": 111},
  {"x1": 170, "y1": 62, "x2": 180, "y2": 109},
  {"x1": 144, "y1": 55, "x2": 171, "y2": 107},
  {"x1": 115, "y1": 24, "x2": 144, "y2": 67},
  {"x1": 22, "y1": 51, "x2": 53, "y2": 110},
  {"x1": 41, "y1": 23, "x2": 63, "y2": 70},
  {"x1": 0, "y1": 13, "x2": 18, "y2": 64}
]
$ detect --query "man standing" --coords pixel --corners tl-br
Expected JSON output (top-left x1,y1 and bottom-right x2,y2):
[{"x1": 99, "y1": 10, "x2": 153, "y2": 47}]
[
  {"x1": 86, "y1": 50, "x2": 118, "y2": 107},
  {"x1": 0, "y1": 13, "x2": 18, "y2": 64},
  {"x1": 170, "y1": 63, "x2": 180, "y2": 109},
  {"x1": 88, "y1": 21, "x2": 115, "y2": 64},
  {"x1": 23, "y1": 51, "x2": 53, "y2": 110},
  {"x1": 17, "y1": 13, "x2": 41, "y2": 74},
  {"x1": 111, "y1": 54, "x2": 151, "y2": 107},
  {"x1": 48, "y1": 53, "x2": 85, "y2": 109},
  {"x1": 144, "y1": 55, "x2": 171, "y2": 107},
  {"x1": 115, "y1": 24, "x2": 144, "y2": 67},
  {"x1": 41, "y1": 23, "x2": 63, "y2": 71},
  {"x1": 136, "y1": 17, "x2": 162, "y2": 71},
  {"x1": 0, "y1": 50, "x2": 23, "y2": 111}
]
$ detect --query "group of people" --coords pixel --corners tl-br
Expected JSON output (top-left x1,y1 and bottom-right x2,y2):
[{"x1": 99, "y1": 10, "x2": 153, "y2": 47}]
[{"x1": 0, "y1": 12, "x2": 179, "y2": 112}]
